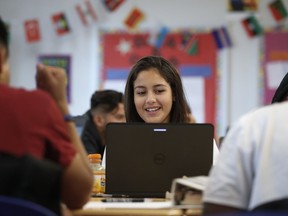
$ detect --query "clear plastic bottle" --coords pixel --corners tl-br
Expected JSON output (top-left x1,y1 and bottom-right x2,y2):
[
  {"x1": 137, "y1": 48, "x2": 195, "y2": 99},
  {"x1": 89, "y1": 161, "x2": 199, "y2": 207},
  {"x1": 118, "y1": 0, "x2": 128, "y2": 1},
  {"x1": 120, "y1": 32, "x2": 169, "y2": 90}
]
[{"x1": 88, "y1": 154, "x2": 105, "y2": 195}]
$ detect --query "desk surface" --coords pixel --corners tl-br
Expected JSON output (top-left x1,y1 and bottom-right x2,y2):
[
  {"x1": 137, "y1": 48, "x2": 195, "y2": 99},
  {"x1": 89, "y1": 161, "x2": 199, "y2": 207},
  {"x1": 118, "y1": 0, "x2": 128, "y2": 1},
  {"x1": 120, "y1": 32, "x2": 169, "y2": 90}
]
[{"x1": 72, "y1": 198, "x2": 202, "y2": 216}]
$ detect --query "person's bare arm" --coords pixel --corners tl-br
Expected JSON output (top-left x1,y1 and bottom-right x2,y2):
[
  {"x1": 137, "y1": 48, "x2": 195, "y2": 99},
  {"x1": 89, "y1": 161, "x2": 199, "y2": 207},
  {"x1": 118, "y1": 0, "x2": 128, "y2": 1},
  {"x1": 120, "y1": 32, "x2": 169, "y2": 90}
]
[
  {"x1": 36, "y1": 64, "x2": 93, "y2": 209},
  {"x1": 202, "y1": 202, "x2": 245, "y2": 215}
]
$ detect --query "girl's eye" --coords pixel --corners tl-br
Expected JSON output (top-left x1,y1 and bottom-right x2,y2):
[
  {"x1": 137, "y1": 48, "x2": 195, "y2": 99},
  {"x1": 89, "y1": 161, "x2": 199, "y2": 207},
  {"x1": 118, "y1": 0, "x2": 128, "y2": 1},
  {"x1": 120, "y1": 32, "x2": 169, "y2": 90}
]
[
  {"x1": 155, "y1": 89, "x2": 165, "y2": 94},
  {"x1": 136, "y1": 91, "x2": 146, "y2": 96}
]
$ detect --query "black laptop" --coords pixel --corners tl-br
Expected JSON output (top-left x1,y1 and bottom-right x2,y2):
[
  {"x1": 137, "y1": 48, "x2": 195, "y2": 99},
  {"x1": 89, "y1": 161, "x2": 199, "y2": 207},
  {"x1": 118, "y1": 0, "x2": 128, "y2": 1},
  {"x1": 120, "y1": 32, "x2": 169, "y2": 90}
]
[{"x1": 105, "y1": 123, "x2": 214, "y2": 198}]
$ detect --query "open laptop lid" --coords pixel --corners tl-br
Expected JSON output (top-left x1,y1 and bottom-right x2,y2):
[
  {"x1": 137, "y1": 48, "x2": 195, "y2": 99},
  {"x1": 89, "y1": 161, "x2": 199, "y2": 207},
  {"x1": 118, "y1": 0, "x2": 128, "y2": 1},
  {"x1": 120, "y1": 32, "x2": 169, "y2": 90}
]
[{"x1": 105, "y1": 123, "x2": 214, "y2": 198}]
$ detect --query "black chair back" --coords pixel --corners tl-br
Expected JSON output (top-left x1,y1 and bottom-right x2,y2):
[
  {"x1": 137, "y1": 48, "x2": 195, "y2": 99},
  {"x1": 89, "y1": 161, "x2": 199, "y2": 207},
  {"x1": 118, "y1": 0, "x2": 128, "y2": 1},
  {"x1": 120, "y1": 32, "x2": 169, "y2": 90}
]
[{"x1": 0, "y1": 153, "x2": 62, "y2": 215}]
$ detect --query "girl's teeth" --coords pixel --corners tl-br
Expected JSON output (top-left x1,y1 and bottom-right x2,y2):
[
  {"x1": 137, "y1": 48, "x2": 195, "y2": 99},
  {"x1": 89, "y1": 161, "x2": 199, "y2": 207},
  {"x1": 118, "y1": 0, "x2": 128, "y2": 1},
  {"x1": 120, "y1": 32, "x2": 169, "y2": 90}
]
[{"x1": 147, "y1": 108, "x2": 159, "y2": 112}]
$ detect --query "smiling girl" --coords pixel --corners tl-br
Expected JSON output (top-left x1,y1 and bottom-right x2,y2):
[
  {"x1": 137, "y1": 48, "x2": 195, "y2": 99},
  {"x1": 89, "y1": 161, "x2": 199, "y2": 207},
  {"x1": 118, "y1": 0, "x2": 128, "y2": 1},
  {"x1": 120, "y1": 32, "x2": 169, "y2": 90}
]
[
  {"x1": 102, "y1": 56, "x2": 218, "y2": 168},
  {"x1": 124, "y1": 56, "x2": 189, "y2": 123}
]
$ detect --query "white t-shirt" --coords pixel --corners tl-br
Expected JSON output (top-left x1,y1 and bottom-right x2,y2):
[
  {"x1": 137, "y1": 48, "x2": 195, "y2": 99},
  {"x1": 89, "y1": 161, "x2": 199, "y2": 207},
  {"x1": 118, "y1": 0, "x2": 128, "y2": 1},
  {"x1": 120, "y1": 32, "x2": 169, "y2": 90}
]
[{"x1": 203, "y1": 102, "x2": 288, "y2": 210}]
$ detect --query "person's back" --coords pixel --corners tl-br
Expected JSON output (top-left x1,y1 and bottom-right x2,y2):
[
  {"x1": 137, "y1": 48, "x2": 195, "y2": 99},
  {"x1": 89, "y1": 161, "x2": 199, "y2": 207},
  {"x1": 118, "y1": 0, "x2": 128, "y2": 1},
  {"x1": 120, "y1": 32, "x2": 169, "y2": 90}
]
[
  {"x1": 203, "y1": 101, "x2": 288, "y2": 214},
  {"x1": 0, "y1": 85, "x2": 74, "y2": 161},
  {"x1": 0, "y1": 17, "x2": 93, "y2": 215}
]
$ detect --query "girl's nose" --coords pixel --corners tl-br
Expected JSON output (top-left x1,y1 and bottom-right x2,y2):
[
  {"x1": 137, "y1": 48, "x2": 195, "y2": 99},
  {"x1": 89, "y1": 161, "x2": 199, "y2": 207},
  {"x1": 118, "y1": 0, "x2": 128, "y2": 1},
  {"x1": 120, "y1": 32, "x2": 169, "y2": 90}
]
[{"x1": 146, "y1": 93, "x2": 156, "y2": 104}]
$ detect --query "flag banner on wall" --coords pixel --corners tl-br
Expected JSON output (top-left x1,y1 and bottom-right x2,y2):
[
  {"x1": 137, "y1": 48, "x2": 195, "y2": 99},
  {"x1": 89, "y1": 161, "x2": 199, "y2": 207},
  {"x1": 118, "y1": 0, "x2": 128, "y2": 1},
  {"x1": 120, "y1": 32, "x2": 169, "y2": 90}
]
[
  {"x1": 183, "y1": 35, "x2": 198, "y2": 55},
  {"x1": 76, "y1": 0, "x2": 97, "y2": 26},
  {"x1": 102, "y1": 32, "x2": 217, "y2": 126},
  {"x1": 269, "y1": 0, "x2": 288, "y2": 22},
  {"x1": 103, "y1": 0, "x2": 125, "y2": 12},
  {"x1": 52, "y1": 12, "x2": 70, "y2": 35},
  {"x1": 38, "y1": 55, "x2": 72, "y2": 103},
  {"x1": 24, "y1": 19, "x2": 41, "y2": 43},
  {"x1": 228, "y1": 0, "x2": 258, "y2": 12},
  {"x1": 180, "y1": 31, "x2": 193, "y2": 50},
  {"x1": 124, "y1": 8, "x2": 144, "y2": 29},
  {"x1": 211, "y1": 27, "x2": 232, "y2": 49},
  {"x1": 154, "y1": 26, "x2": 169, "y2": 49},
  {"x1": 241, "y1": 16, "x2": 263, "y2": 37}
]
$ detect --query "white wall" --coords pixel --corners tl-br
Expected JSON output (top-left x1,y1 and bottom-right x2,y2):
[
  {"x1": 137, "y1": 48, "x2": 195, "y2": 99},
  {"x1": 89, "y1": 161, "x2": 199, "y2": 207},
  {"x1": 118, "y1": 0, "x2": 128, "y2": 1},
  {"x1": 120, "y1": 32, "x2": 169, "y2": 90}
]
[
  {"x1": 1, "y1": 0, "x2": 287, "y2": 136},
  {"x1": 0, "y1": 0, "x2": 99, "y2": 115}
]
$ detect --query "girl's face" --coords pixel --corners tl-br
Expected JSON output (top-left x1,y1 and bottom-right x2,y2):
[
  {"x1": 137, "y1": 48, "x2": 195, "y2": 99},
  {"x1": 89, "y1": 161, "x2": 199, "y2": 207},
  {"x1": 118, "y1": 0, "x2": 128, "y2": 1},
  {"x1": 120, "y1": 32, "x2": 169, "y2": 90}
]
[{"x1": 133, "y1": 68, "x2": 173, "y2": 123}]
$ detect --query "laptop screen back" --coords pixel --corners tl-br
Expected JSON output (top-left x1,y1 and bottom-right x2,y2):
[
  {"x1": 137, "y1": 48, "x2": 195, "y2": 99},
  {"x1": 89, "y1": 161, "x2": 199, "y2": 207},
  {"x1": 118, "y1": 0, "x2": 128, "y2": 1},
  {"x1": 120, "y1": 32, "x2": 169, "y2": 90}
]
[{"x1": 105, "y1": 123, "x2": 214, "y2": 198}]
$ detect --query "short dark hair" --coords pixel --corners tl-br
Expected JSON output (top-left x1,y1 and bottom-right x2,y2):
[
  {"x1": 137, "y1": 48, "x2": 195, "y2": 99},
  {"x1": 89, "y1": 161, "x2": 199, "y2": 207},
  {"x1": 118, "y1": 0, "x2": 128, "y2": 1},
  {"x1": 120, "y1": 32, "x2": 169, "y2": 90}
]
[
  {"x1": 271, "y1": 72, "x2": 288, "y2": 103},
  {"x1": 90, "y1": 90, "x2": 124, "y2": 115},
  {"x1": 0, "y1": 17, "x2": 9, "y2": 55},
  {"x1": 124, "y1": 56, "x2": 188, "y2": 123}
]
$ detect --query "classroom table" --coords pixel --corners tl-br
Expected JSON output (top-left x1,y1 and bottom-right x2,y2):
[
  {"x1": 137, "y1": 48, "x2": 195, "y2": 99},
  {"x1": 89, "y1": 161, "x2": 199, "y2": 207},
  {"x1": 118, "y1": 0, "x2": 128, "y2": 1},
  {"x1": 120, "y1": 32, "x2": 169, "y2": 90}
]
[{"x1": 72, "y1": 198, "x2": 202, "y2": 216}]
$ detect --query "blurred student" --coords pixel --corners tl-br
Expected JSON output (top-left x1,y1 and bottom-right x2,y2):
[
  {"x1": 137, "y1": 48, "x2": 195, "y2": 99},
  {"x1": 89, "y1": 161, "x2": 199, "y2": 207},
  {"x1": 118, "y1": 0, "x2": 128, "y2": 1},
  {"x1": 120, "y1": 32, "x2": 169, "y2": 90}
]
[
  {"x1": 124, "y1": 56, "x2": 218, "y2": 162},
  {"x1": 203, "y1": 101, "x2": 288, "y2": 214},
  {"x1": 81, "y1": 90, "x2": 125, "y2": 157},
  {"x1": 0, "y1": 17, "x2": 93, "y2": 214}
]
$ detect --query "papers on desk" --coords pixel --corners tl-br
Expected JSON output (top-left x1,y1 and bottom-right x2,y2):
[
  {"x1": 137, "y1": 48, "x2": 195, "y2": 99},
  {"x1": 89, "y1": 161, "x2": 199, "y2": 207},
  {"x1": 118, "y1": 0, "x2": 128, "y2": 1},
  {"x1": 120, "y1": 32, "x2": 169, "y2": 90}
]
[
  {"x1": 83, "y1": 200, "x2": 173, "y2": 209},
  {"x1": 83, "y1": 176, "x2": 207, "y2": 210},
  {"x1": 171, "y1": 176, "x2": 207, "y2": 206}
]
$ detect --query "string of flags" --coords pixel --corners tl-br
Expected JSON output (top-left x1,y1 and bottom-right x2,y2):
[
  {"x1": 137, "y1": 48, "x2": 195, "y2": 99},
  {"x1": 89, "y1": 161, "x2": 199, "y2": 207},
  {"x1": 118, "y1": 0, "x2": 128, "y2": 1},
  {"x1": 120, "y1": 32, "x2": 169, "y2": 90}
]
[
  {"x1": 103, "y1": 0, "x2": 125, "y2": 12},
  {"x1": 124, "y1": 7, "x2": 144, "y2": 30},
  {"x1": 182, "y1": 33, "x2": 199, "y2": 55},
  {"x1": 269, "y1": 0, "x2": 288, "y2": 22},
  {"x1": 21, "y1": 0, "x2": 287, "y2": 52},
  {"x1": 24, "y1": 19, "x2": 41, "y2": 43},
  {"x1": 212, "y1": 27, "x2": 232, "y2": 49},
  {"x1": 75, "y1": 0, "x2": 97, "y2": 26},
  {"x1": 52, "y1": 12, "x2": 71, "y2": 36},
  {"x1": 241, "y1": 15, "x2": 263, "y2": 37},
  {"x1": 24, "y1": 0, "x2": 124, "y2": 43}
]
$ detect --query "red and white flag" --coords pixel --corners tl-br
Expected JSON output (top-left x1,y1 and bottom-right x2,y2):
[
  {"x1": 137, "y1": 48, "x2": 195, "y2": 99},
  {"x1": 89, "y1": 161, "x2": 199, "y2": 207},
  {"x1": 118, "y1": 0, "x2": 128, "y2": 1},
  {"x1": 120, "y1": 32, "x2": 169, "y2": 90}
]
[
  {"x1": 24, "y1": 19, "x2": 41, "y2": 43},
  {"x1": 76, "y1": 0, "x2": 97, "y2": 26},
  {"x1": 103, "y1": 0, "x2": 125, "y2": 12},
  {"x1": 124, "y1": 8, "x2": 144, "y2": 29}
]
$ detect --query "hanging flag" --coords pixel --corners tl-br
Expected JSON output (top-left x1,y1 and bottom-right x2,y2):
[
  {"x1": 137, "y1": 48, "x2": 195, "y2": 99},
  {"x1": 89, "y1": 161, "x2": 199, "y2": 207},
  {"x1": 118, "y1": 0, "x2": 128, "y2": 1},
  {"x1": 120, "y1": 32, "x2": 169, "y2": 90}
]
[
  {"x1": 269, "y1": 0, "x2": 288, "y2": 22},
  {"x1": 228, "y1": 0, "x2": 258, "y2": 12},
  {"x1": 241, "y1": 16, "x2": 263, "y2": 37},
  {"x1": 124, "y1": 8, "x2": 144, "y2": 29},
  {"x1": 180, "y1": 31, "x2": 193, "y2": 50},
  {"x1": 103, "y1": 0, "x2": 125, "y2": 12},
  {"x1": 211, "y1": 27, "x2": 232, "y2": 49},
  {"x1": 24, "y1": 19, "x2": 41, "y2": 43},
  {"x1": 76, "y1": 0, "x2": 97, "y2": 26},
  {"x1": 183, "y1": 35, "x2": 198, "y2": 55},
  {"x1": 154, "y1": 26, "x2": 169, "y2": 49},
  {"x1": 52, "y1": 12, "x2": 70, "y2": 35}
]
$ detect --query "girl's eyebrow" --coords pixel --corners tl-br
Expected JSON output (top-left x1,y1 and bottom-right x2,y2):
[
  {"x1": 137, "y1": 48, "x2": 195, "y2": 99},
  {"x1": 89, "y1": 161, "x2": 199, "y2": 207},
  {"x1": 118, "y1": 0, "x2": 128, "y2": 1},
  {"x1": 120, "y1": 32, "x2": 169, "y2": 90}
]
[
  {"x1": 134, "y1": 85, "x2": 145, "y2": 90},
  {"x1": 134, "y1": 84, "x2": 168, "y2": 89},
  {"x1": 154, "y1": 84, "x2": 168, "y2": 87}
]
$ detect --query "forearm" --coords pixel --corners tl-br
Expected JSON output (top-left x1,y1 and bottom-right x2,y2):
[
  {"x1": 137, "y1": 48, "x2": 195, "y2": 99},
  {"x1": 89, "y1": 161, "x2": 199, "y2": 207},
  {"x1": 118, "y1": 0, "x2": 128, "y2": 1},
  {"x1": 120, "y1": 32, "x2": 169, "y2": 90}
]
[
  {"x1": 58, "y1": 101, "x2": 91, "y2": 171},
  {"x1": 59, "y1": 103, "x2": 93, "y2": 208},
  {"x1": 202, "y1": 202, "x2": 245, "y2": 215},
  {"x1": 36, "y1": 64, "x2": 93, "y2": 208}
]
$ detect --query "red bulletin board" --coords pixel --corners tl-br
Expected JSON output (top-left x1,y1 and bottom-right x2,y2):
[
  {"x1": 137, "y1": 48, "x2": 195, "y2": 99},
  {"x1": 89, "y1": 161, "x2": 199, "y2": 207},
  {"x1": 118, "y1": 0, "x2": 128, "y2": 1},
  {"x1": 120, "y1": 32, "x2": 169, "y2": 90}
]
[
  {"x1": 102, "y1": 32, "x2": 217, "y2": 126},
  {"x1": 263, "y1": 31, "x2": 288, "y2": 105}
]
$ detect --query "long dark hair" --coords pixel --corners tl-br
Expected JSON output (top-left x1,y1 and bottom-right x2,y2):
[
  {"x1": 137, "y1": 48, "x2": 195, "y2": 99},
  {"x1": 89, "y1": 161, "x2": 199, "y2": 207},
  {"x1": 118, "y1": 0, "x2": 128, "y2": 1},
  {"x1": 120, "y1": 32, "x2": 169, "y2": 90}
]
[
  {"x1": 124, "y1": 56, "x2": 188, "y2": 123},
  {"x1": 0, "y1": 17, "x2": 9, "y2": 57}
]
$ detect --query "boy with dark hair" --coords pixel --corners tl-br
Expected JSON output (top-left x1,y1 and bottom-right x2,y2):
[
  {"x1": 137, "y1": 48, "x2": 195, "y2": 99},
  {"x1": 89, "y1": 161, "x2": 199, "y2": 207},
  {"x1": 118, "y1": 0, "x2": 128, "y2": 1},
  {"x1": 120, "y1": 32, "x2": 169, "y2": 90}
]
[{"x1": 81, "y1": 89, "x2": 126, "y2": 157}]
